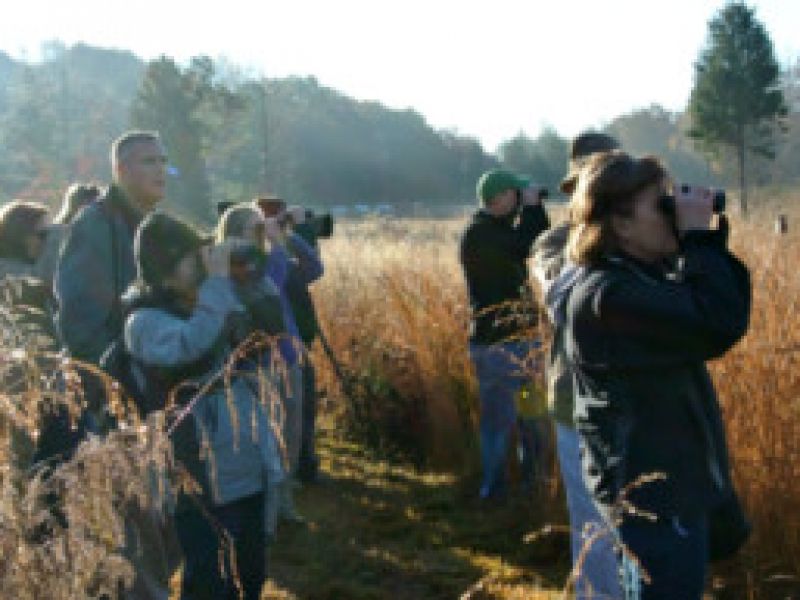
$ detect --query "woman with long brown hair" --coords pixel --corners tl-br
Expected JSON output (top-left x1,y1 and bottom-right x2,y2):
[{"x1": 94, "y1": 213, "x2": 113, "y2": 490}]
[{"x1": 564, "y1": 151, "x2": 750, "y2": 598}]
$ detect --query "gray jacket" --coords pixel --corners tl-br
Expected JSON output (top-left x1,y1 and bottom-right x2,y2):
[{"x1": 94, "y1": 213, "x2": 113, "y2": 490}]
[
  {"x1": 531, "y1": 223, "x2": 583, "y2": 427},
  {"x1": 124, "y1": 276, "x2": 284, "y2": 506},
  {"x1": 55, "y1": 186, "x2": 140, "y2": 364}
]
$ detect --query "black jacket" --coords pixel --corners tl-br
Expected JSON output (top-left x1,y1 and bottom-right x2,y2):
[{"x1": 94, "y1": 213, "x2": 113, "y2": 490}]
[
  {"x1": 460, "y1": 204, "x2": 549, "y2": 344},
  {"x1": 565, "y1": 231, "x2": 751, "y2": 520}
]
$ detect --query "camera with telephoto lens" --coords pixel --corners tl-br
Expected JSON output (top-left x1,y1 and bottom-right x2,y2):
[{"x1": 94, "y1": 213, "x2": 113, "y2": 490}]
[
  {"x1": 304, "y1": 210, "x2": 334, "y2": 239},
  {"x1": 658, "y1": 184, "x2": 726, "y2": 216}
]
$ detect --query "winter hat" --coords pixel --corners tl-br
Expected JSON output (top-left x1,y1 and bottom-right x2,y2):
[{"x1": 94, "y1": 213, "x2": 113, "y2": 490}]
[{"x1": 134, "y1": 211, "x2": 211, "y2": 286}]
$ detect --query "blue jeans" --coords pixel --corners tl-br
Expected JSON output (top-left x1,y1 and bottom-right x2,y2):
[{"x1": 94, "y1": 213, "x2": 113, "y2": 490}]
[
  {"x1": 619, "y1": 514, "x2": 708, "y2": 599},
  {"x1": 470, "y1": 340, "x2": 537, "y2": 498},
  {"x1": 518, "y1": 417, "x2": 550, "y2": 488},
  {"x1": 556, "y1": 423, "x2": 621, "y2": 599}
]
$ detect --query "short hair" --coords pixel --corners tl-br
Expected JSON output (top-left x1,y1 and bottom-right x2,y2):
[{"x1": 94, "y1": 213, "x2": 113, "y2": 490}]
[
  {"x1": 567, "y1": 151, "x2": 668, "y2": 266},
  {"x1": 216, "y1": 203, "x2": 262, "y2": 244},
  {"x1": 0, "y1": 200, "x2": 50, "y2": 262},
  {"x1": 110, "y1": 130, "x2": 162, "y2": 170},
  {"x1": 55, "y1": 182, "x2": 102, "y2": 225}
]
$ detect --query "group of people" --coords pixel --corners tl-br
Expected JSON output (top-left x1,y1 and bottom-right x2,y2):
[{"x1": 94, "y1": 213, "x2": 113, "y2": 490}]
[
  {"x1": 0, "y1": 131, "x2": 328, "y2": 600},
  {"x1": 461, "y1": 133, "x2": 752, "y2": 599},
  {"x1": 1, "y1": 127, "x2": 753, "y2": 599}
]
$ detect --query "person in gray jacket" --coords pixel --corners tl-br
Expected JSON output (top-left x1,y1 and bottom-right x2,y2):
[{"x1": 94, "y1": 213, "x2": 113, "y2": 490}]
[
  {"x1": 55, "y1": 131, "x2": 167, "y2": 365},
  {"x1": 125, "y1": 211, "x2": 282, "y2": 600},
  {"x1": 532, "y1": 132, "x2": 621, "y2": 599}
]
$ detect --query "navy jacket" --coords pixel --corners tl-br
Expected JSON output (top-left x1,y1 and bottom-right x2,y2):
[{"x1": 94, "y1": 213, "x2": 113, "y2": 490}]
[{"x1": 566, "y1": 231, "x2": 751, "y2": 520}]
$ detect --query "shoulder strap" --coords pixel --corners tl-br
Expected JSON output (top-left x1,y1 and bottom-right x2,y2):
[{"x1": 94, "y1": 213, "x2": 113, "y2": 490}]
[{"x1": 97, "y1": 196, "x2": 123, "y2": 334}]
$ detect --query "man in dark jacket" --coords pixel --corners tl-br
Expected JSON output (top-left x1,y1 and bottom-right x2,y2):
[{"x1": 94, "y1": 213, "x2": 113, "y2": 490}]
[{"x1": 460, "y1": 169, "x2": 549, "y2": 500}]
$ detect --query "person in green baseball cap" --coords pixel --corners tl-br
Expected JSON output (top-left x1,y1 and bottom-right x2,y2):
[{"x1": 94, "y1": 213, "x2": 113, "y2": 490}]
[{"x1": 459, "y1": 168, "x2": 550, "y2": 501}]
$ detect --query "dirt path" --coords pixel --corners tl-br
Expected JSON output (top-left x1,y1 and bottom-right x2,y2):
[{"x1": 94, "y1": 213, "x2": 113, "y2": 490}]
[{"x1": 264, "y1": 426, "x2": 570, "y2": 599}]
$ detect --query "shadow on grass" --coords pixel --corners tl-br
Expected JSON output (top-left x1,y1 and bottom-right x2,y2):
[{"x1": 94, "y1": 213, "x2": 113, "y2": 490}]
[{"x1": 266, "y1": 427, "x2": 570, "y2": 600}]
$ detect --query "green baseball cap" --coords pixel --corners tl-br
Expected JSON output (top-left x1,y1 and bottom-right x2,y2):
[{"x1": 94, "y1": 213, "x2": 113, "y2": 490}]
[{"x1": 476, "y1": 169, "x2": 531, "y2": 204}]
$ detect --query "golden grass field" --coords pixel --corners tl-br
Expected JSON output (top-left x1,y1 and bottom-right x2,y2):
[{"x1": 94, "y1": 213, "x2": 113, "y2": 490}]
[
  {"x1": 306, "y1": 205, "x2": 800, "y2": 597},
  {"x1": 2, "y1": 199, "x2": 800, "y2": 598}
]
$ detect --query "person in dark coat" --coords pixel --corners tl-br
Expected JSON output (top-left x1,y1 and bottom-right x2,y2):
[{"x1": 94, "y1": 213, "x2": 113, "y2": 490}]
[
  {"x1": 459, "y1": 169, "x2": 549, "y2": 500},
  {"x1": 564, "y1": 150, "x2": 751, "y2": 598}
]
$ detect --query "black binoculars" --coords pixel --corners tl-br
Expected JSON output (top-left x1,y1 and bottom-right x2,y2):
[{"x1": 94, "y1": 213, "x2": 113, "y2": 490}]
[
  {"x1": 515, "y1": 188, "x2": 549, "y2": 203},
  {"x1": 659, "y1": 185, "x2": 726, "y2": 215}
]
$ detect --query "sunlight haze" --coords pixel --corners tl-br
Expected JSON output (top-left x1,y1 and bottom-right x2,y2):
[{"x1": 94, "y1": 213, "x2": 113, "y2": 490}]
[{"x1": 1, "y1": 0, "x2": 798, "y2": 151}]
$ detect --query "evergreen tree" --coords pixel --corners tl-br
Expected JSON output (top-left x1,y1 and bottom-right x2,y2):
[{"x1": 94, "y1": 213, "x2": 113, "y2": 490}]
[{"x1": 688, "y1": 2, "x2": 786, "y2": 214}]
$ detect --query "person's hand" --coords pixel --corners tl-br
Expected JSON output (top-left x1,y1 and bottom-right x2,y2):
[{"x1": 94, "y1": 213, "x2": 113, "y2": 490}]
[
  {"x1": 520, "y1": 186, "x2": 544, "y2": 207},
  {"x1": 201, "y1": 239, "x2": 247, "y2": 278},
  {"x1": 289, "y1": 206, "x2": 307, "y2": 225},
  {"x1": 264, "y1": 217, "x2": 285, "y2": 244},
  {"x1": 675, "y1": 184, "x2": 714, "y2": 233}
]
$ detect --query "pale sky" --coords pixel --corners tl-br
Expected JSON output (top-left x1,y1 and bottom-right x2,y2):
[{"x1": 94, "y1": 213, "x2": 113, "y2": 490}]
[{"x1": 1, "y1": 0, "x2": 798, "y2": 152}]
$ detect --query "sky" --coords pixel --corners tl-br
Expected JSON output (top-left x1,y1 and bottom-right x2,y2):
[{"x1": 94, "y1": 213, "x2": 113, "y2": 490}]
[{"x1": 1, "y1": 0, "x2": 798, "y2": 152}]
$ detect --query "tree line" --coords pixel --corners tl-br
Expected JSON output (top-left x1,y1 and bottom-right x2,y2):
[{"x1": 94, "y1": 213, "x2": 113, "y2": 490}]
[{"x1": 0, "y1": 3, "x2": 796, "y2": 222}]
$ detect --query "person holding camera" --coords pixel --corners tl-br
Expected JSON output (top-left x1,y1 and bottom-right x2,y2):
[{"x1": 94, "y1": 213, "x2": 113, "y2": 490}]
[
  {"x1": 124, "y1": 211, "x2": 283, "y2": 600},
  {"x1": 460, "y1": 169, "x2": 550, "y2": 501},
  {"x1": 564, "y1": 151, "x2": 750, "y2": 598},
  {"x1": 284, "y1": 205, "x2": 330, "y2": 484},
  {"x1": 262, "y1": 203, "x2": 324, "y2": 517}
]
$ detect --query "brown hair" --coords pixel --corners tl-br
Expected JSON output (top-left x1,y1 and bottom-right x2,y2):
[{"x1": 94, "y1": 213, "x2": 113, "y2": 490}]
[
  {"x1": 567, "y1": 151, "x2": 668, "y2": 265},
  {"x1": 55, "y1": 183, "x2": 102, "y2": 225},
  {"x1": 0, "y1": 200, "x2": 50, "y2": 262}
]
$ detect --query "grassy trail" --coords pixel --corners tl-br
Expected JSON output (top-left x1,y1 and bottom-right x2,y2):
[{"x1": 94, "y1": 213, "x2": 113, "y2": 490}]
[{"x1": 264, "y1": 423, "x2": 570, "y2": 599}]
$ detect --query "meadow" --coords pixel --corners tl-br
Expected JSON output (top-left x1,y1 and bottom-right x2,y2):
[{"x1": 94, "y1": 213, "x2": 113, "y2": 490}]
[
  {"x1": 300, "y1": 204, "x2": 800, "y2": 598},
  {"x1": 2, "y1": 200, "x2": 800, "y2": 598}
]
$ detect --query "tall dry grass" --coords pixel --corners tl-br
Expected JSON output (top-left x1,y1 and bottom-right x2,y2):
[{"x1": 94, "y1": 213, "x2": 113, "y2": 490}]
[
  {"x1": 313, "y1": 209, "x2": 800, "y2": 593},
  {"x1": 0, "y1": 304, "x2": 172, "y2": 598}
]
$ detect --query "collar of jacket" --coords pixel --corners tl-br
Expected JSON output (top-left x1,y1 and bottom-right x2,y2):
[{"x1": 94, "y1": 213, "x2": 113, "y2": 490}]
[
  {"x1": 473, "y1": 208, "x2": 516, "y2": 228},
  {"x1": 603, "y1": 251, "x2": 673, "y2": 286},
  {"x1": 104, "y1": 184, "x2": 147, "y2": 232}
]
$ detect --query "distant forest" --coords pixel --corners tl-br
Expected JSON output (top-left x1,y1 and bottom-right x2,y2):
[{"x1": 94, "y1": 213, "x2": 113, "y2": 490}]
[{"x1": 1, "y1": 43, "x2": 798, "y2": 223}]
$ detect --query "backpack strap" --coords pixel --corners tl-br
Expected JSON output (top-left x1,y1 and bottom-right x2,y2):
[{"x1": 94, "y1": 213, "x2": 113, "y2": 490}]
[{"x1": 96, "y1": 195, "x2": 123, "y2": 336}]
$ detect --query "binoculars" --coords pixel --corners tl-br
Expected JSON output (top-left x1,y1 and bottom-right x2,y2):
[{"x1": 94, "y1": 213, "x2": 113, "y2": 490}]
[
  {"x1": 659, "y1": 185, "x2": 726, "y2": 215},
  {"x1": 515, "y1": 187, "x2": 549, "y2": 203}
]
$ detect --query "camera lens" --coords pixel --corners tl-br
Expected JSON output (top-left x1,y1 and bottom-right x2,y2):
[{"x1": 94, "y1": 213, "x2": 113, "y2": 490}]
[{"x1": 713, "y1": 190, "x2": 726, "y2": 214}]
